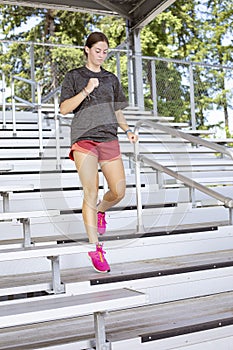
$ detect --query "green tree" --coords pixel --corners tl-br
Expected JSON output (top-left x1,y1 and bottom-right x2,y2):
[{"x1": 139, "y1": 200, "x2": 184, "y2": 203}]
[
  {"x1": 0, "y1": 5, "x2": 95, "y2": 98},
  {"x1": 139, "y1": 0, "x2": 233, "y2": 132},
  {"x1": 201, "y1": 0, "x2": 233, "y2": 136},
  {"x1": 0, "y1": 2, "x2": 232, "y2": 133},
  {"x1": 139, "y1": 1, "x2": 200, "y2": 119}
]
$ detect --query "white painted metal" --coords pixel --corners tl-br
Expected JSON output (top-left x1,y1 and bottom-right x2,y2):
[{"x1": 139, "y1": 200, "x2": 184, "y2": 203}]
[
  {"x1": 111, "y1": 324, "x2": 233, "y2": 350},
  {"x1": 0, "y1": 184, "x2": 34, "y2": 212},
  {"x1": 1, "y1": 107, "x2": 233, "y2": 349},
  {"x1": 0, "y1": 288, "x2": 146, "y2": 328},
  {"x1": 0, "y1": 163, "x2": 13, "y2": 171},
  {"x1": 0, "y1": 242, "x2": 89, "y2": 262},
  {"x1": 0, "y1": 209, "x2": 60, "y2": 221}
]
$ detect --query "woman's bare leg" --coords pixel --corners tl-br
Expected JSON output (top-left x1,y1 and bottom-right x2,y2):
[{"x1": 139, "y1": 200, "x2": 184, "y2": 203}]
[
  {"x1": 97, "y1": 158, "x2": 126, "y2": 213},
  {"x1": 73, "y1": 151, "x2": 99, "y2": 244}
]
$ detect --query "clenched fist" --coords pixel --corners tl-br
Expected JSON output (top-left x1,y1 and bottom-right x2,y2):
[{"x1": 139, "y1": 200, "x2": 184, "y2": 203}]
[{"x1": 85, "y1": 78, "x2": 99, "y2": 94}]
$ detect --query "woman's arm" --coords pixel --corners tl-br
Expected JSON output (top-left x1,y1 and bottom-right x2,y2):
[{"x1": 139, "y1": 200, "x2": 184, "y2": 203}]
[
  {"x1": 115, "y1": 109, "x2": 138, "y2": 143},
  {"x1": 60, "y1": 90, "x2": 86, "y2": 115},
  {"x1": 60, "y1": 78, "x2": 99, "y2": 115}
]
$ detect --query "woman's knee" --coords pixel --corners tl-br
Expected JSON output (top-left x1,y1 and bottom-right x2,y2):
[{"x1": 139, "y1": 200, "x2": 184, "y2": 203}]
[
  {"x1": 83, "y1": 187, "x2": 98, "y2": 205},
  {"x1": 118, "y1": 186, "x2": 126, "y2": 200},
  {"x1": 112, "y1": 182, "x2": 126, "y2": 201}
]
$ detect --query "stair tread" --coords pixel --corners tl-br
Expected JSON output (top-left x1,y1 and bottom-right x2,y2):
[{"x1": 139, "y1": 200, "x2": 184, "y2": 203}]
[
  {"x1": 0, "y1": 290, "x2": 232, "y2": 348},
  {"x1": 1, "y1": 247, "x2": 233, "y2": 290}
]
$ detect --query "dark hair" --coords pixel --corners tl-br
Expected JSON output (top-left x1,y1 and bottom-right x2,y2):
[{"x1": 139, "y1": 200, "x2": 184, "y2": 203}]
[{"x1": 84, "y1": 32, "x2": 109, "y2": 57}]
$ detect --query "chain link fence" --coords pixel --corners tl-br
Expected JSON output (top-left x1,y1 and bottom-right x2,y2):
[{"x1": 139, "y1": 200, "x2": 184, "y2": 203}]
[
  {"x1": 1, "y1": 40, "x2": 233, "y2": 134},
  {"x1": 142, "y1": 56, "x2": 233, "y2": 135}
]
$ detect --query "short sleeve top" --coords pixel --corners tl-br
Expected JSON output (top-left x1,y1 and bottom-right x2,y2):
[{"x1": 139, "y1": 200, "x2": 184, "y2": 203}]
[{"x1": 60, "y1": 66, "x2": 129, "y2": 145}]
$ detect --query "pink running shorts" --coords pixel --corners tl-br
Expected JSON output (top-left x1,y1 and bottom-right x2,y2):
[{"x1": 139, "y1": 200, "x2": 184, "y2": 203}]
[{"x1": 69, "y1": 139, "x2": 121, "y2": 162}]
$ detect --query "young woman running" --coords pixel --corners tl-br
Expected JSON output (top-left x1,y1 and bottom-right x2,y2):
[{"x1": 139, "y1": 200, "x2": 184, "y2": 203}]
[{"x1": 60, "y1": 31, "x2": 137, "y2": 273}]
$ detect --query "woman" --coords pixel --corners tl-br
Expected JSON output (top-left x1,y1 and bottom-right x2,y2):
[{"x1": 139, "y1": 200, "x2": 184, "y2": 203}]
[{"x1": 60, "y1": 32, "x2": 137, "y2": 273}]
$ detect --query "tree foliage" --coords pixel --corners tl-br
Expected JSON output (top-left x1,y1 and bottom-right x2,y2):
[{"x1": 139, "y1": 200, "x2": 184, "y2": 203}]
[
  {"x1": 0, "y1": 2, "x2": 232, "y2": 132},
  {"x1": 139, "y1": 0, "x2": 233, "y2": 131}
]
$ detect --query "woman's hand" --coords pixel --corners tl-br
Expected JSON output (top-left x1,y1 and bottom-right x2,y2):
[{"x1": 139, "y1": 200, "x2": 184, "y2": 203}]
[
  {"x1": 127, "y1": 131, "x2": 138, "y2": 144},
  {"x1": 85, "y1": 78, "x2": 99, "y2": 94}
]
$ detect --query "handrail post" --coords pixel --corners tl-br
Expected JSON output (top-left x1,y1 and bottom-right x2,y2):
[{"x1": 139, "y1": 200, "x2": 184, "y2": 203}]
[
  {"x1": 11, "y1": 77, "x2": 17, "y2": 136},
  {"x1": 134, "y1": 126, "x2": 144, "y2": 233},
  {"x1": 134, "y1": 119, "x2": 233, "y2": 231},
  {"x1": 156, "y1": 170, "x2": 163, "y2": 188},
  {"x1": 37, "y1": 82, "x2": 43, "y2": 156},
  {"x1": 229, "y1": 208, "x2": 233, "y2": 225},
  {"x1": 1, "y1": 71, "x2": 6, "y2": 129},
  {"x1": 189, "y1": 187, "x2": 196, "y2": 208},
  {"x1": 54, "y1": 93, "x2": 61, "y2": 170}
]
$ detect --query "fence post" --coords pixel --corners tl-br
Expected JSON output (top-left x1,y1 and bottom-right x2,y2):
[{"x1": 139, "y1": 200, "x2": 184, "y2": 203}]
[
  {"x1": 1, "y1": 71, "x2": 6, "y2": 129},
  {"x1": 10, "y1": 77, "x2": 17, "y2": 136},
  {"x1": 37, "y1": 82, "x2": 44, "y2": 156},
  {"x1": 127, "y1": 52, "x2": 135, "y2": 107},
  {"x1": 189, "y1": 63, "x2": 196, "y2": 130},
  {"x1": 115, "y1": 51, "x2": 121, "y2": 81},
  {"x1": 54, "y1": 93, "x2": 61, "y2": 170},
  {"x1": 30, "y1": 42, "x2": 36, "y2": 104},
  {"x1": 151, "y1": 60, "x2": 158, "y2": 116},
  {"x1": 132, "y1": 29, "x2": 144, "y2": 110}
]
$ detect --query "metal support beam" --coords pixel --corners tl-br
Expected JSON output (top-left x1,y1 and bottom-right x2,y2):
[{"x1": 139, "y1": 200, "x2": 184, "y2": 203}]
[
  {"x1": 94, "y1": 312, "x2": 110, "y2": 350},
  {"x1": 47, "y1": 255, "x2": 65, "y2": 294},
  {"x1": 126, "y1": 21, "x2": 135, "y2": 106},
  {"x1": 1, "y1": 192, "x2": 10, "y2": 212},
  {"x1": 156, "y1": 170, "x2": 163, "y2": 188},
  {"x1": 20, "y1": 218, "x2": 32, "y2": 247},
  {"x1": 130, "y1": 28, "x2": 144, "y2": 110},
  {"x1": 189, "y1": 187, "x2": 196, "y2": 208},
  {"x1": 229, "y1": 208, "x2": 233, "y2": 225}
]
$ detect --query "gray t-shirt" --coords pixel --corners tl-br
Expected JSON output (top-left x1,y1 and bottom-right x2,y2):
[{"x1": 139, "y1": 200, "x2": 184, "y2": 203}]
[{"x1": 60, "y1": 66, "x2": 129, "y2": 145}]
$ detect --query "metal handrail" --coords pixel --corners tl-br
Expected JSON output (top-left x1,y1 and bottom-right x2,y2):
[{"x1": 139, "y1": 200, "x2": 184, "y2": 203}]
[
  {"x1": 42, "y1": 86, "x2": 61, "y2": 104},
  {"x1": 13, "y1": 96, "x2": 35, "y2": 108},
  {"x1": 43, "y1": 87, "x2": 63, "y2": 170},
  {"x1": 135, "y1": 120, "x2": 233, "y2": 159},
  {"x1": 12, "y1": 75, "x2": 37, "y2": 86},
  {"x1": 11, "y1": 75, "x2": 43, "y2": 155},
  {"x1": 134, "y1": 120, "x2": 233, "y2": 232}
]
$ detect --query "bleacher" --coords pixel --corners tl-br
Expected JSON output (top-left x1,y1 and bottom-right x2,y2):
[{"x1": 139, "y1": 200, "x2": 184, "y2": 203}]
[{"x1": 1, "y1": 107, "x2": 233, "y2": 350}]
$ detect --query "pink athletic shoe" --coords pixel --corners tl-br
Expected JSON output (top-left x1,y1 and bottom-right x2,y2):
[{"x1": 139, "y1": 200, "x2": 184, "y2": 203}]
[
  {"x1": 88, "y1": 243, "x2": 110, "y2": 273},
  {"x1": 97, "y1": 212, "x2": 107, "y2": 235}
]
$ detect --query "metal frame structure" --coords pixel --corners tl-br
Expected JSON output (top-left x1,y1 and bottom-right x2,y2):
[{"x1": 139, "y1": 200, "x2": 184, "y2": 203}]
[
  {"x1": 0, "y1": 0, "x2": 176, "y2": 30},
  {"x1": 133, "y1": 120, "x2": 233, "y2": 232}
]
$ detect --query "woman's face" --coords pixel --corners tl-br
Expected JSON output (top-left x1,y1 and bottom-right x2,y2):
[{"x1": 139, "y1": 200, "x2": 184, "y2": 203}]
[{"x1": 85, "y1": 41, "x2": 108, "y2": 67}]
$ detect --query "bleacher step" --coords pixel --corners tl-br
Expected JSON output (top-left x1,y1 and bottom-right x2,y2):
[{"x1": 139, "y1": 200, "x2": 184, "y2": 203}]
[
  {"x1": 1, "y1": 248, "x2": 233, "y2": 302},
  {"x1": 0, "y1": 291, "x2": 233, "y2": 349},
  {"x1": 0, "y1": 287, "x2": 145, "y2": 328},
  {"x1": 1, "y1": 107, "x2": 233, "y2": 349}
]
